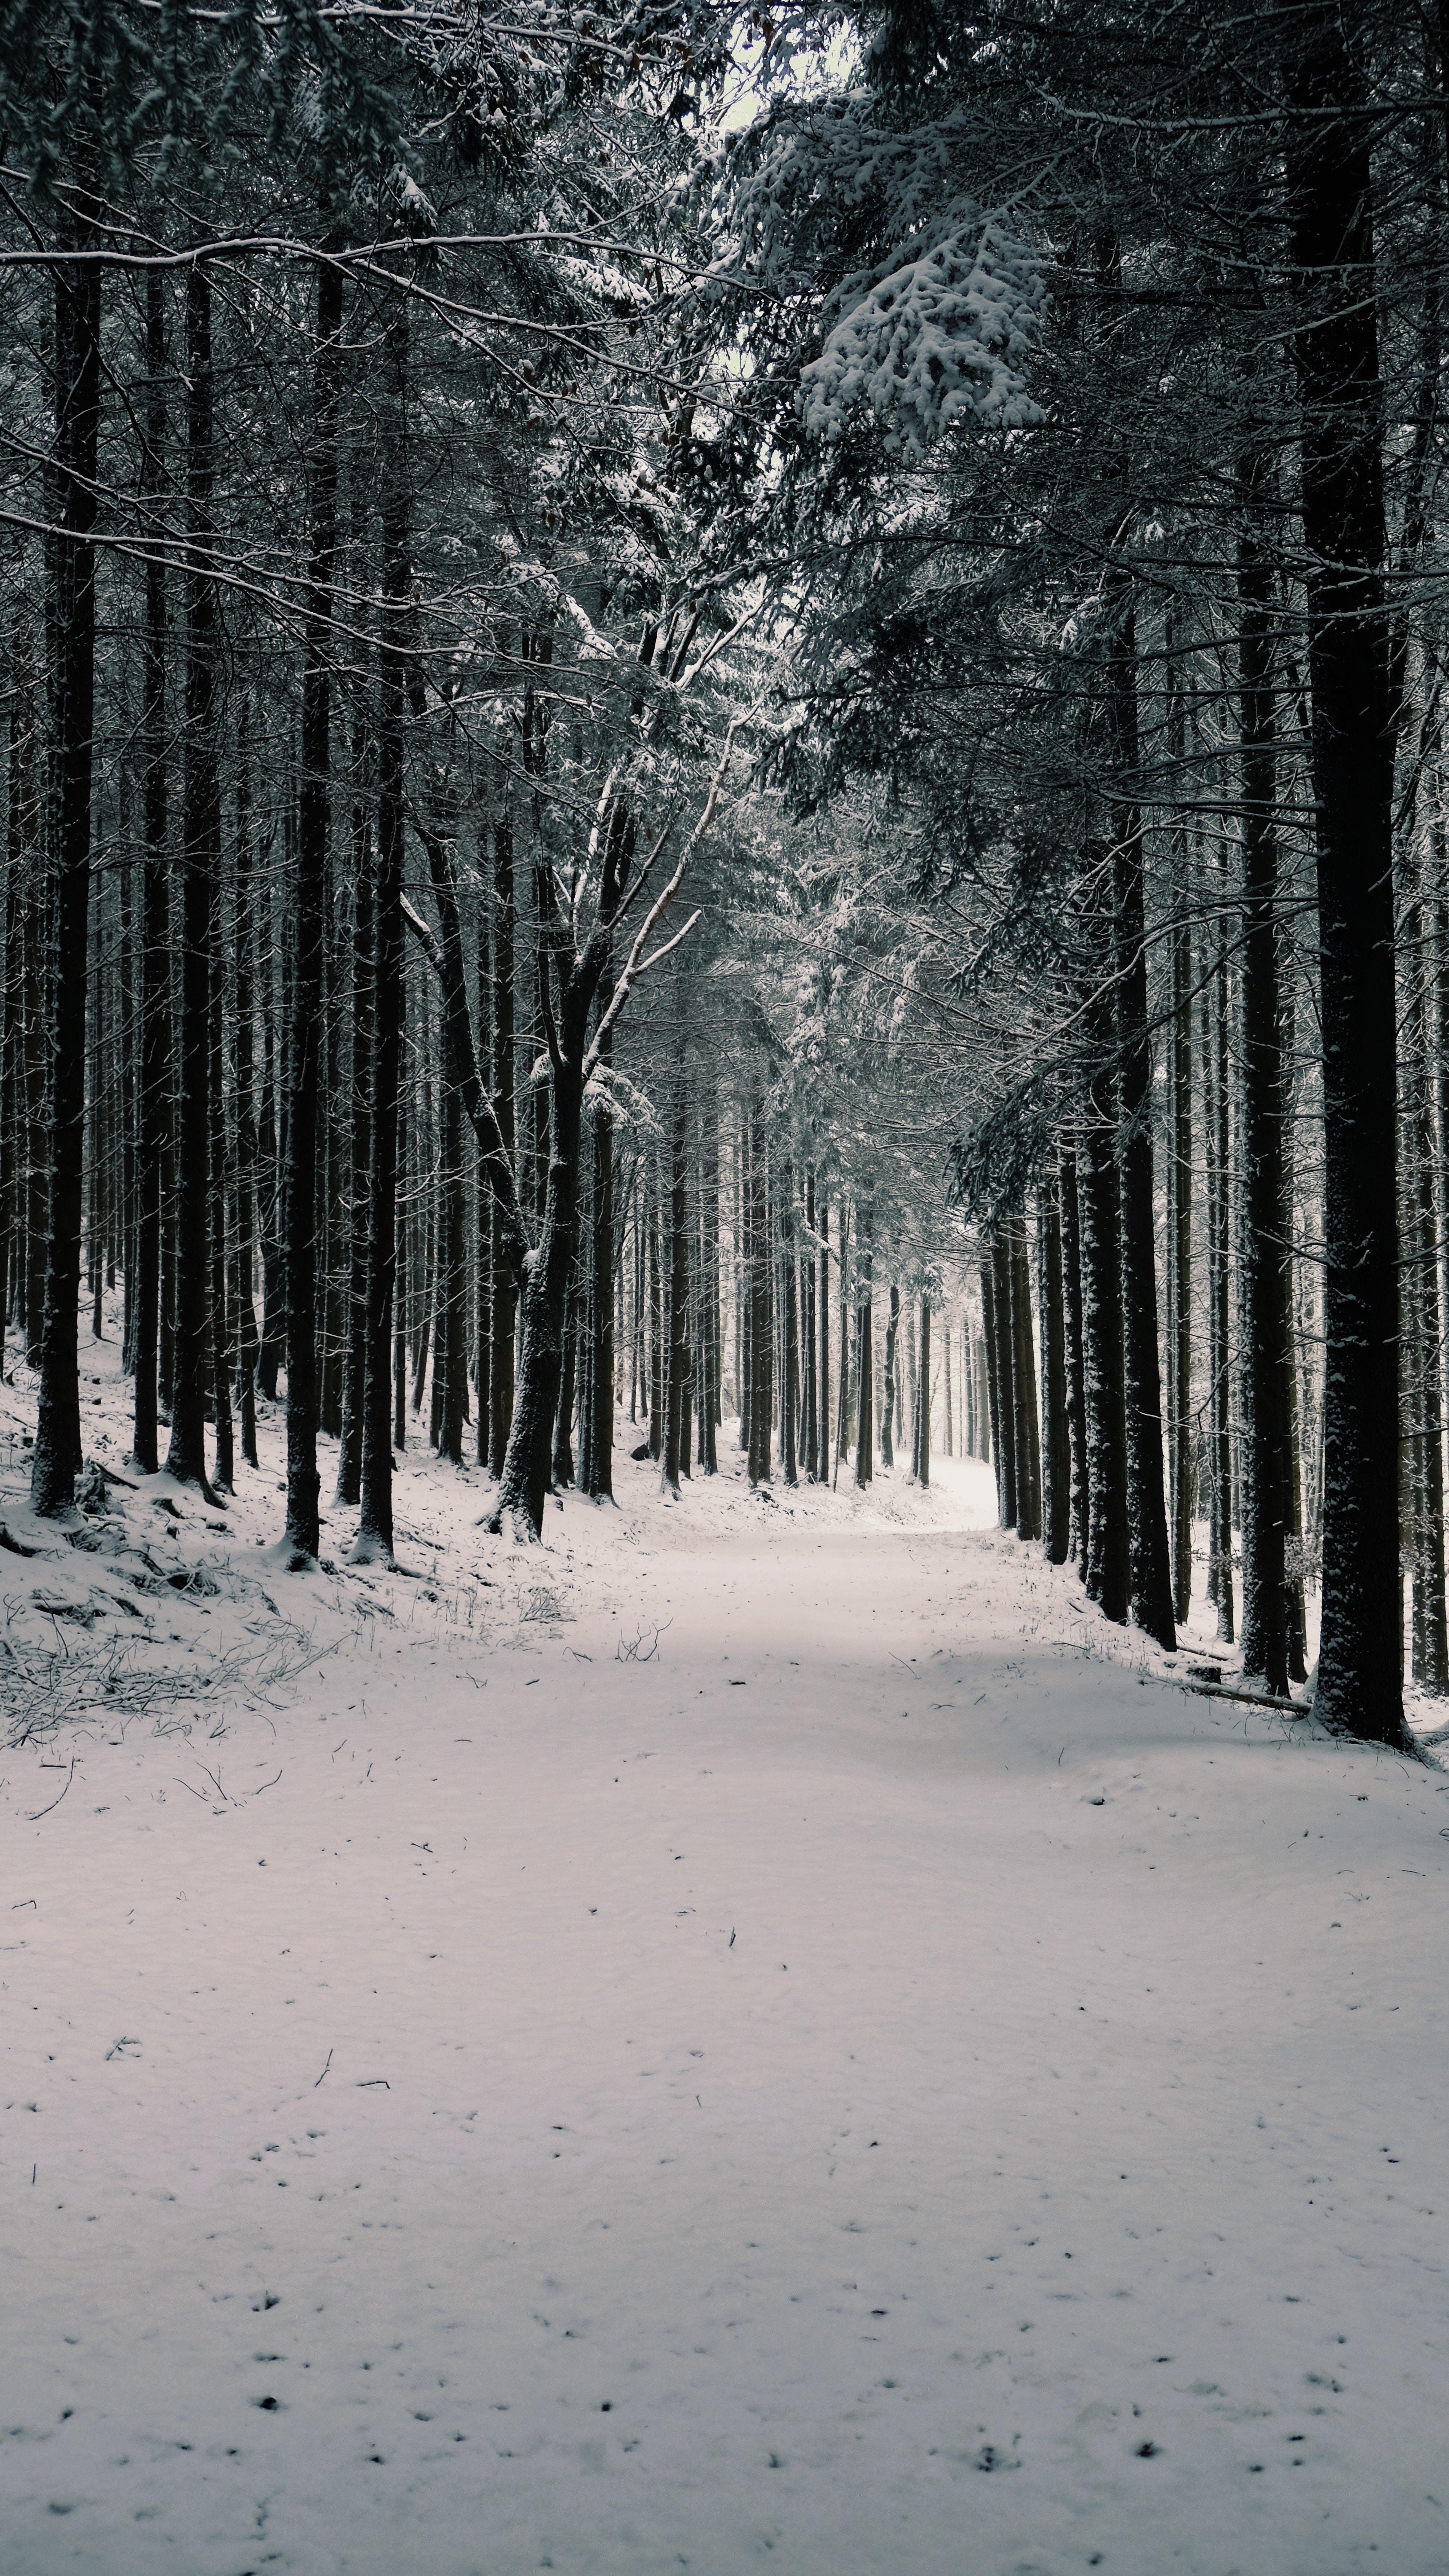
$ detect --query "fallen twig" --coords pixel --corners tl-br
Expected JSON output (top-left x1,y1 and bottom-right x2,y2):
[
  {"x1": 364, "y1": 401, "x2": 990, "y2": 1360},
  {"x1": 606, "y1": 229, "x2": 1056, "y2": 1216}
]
[
  {"x1": 26, "y1": 1757, "x2": 76, "y2": 1821},
  {"x1": 1160, "y1": 1674, "x2": 1310, "y2": 1714}
]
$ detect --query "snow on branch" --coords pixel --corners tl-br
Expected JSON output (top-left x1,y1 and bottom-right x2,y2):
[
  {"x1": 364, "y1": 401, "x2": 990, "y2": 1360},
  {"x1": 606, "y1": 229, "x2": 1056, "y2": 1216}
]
[
  {"x1": 582, "y1": 712, "x2": 746, "y2": 1082},
  {"x1": 800, "y1": 219, "x2": 1043, "y2": 453}
]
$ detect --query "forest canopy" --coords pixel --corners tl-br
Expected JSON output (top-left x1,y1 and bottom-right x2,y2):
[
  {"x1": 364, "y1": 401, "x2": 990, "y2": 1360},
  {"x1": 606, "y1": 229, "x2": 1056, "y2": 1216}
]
[{"x1": 0, "y1": 0, "x2": 1442, "y2": 1755}]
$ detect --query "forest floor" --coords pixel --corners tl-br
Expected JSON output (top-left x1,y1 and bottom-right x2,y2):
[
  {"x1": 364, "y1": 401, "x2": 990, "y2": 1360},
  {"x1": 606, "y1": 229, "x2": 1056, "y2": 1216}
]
[{"x1": 3, "y1": 1329, "x2": 1448, "y2": 2576}]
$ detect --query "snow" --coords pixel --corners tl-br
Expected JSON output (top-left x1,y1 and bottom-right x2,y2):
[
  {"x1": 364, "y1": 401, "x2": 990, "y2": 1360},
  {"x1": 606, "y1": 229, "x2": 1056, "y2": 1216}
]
[
  {"x1": 800, "y1": 222, "x2": 1044, "y2": 451},
  {"x1": 3, "y1": 1331, "x2": 1448, "y2": 2575}
]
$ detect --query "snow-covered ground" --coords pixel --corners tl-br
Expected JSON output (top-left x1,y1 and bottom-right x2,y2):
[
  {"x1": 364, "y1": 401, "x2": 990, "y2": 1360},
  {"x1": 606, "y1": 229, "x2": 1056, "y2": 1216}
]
[{"x1": 3, "y1": 1327, "x2": 1448, "y2": 2576}]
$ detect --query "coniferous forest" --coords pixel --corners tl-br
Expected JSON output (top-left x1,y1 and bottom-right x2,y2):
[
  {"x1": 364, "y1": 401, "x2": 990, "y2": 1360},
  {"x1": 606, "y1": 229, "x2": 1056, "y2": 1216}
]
[{"x1": 4, "y1": 8, "x2": 1449, "y2": 2573}]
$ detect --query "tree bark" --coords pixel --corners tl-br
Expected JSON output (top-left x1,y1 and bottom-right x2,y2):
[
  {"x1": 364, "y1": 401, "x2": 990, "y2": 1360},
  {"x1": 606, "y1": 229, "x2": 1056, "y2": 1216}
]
[
  {"x1": 915, "y1": 1296, "x2": 931, "y2": 1488},
  {"x1": 336, "y1": 801, "x2": 372, "y2": 1503},
  {"x1": 31, "y1": 207, "x2": 100, "y2": 1516},
  {"x1": 1059, "y1": 1144, "x2": 1090, "y2": 1574},
  {"x1": 488, "y1": 808, "x2": 517, "y2": 1476},
  {"x1": 1079, "y1": 1077, "x2": 1129, "y2": 1625},
  {"x1": 132, "y1": 275, "x2": 169, "y2": 1477},
  {"x1": 747, "y1": 1097, "x2": 771, "y2": 1486},
  {"x1": 1010, "y1": 1209, "x2": 1041, "y2": 1541},
  {"x1": 662, "y1": 1066, "x2": 691, "y2": 1496},
  {"x1": 356, "y1": 310, "x2": 406, "y2": 1564},
  {"x1": 165, "y1": 262, "x2": 220, "y2": 1502},
  {"x1": 1107, "y1": 594, "x2": 1175, "y2": 1650},
  {"x1": 1286, "y1": 9, "x2": 1413, "y2": 1747},
  {"x1": 853, "y1": 1203, "x2": 872, "y2": 1488},
  {"x1": 1039, "y1": 1177, "x2": 1070, "y2": 1563},
  {"x1": 988, "y1": 1230, "x2": 1017, "y2": 1526},
  {"x1": 882, "y1": 1278, "x2": 899, "y2": 1470},
  {"x1": 283, "y1": 256, "x2": 344, "y2": 1560},
  {"x1": 1235, "y1": 464, "x2": 1289, "y2": 1693}
]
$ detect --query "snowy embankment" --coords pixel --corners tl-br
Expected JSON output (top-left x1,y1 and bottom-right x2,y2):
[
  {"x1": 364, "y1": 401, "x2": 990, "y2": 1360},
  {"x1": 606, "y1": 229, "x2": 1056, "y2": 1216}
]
[{"x1": 3, "y1": 1346, "x2": 1448, "y2": 2576}]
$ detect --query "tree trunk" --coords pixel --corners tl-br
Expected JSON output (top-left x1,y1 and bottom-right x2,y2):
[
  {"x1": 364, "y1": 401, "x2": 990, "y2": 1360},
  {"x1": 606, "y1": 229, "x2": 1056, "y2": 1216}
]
[
  {"x1": 1107, "y1": 594, "x2": 1175, "y2": 1650},
  {"x1": 232, "y1": 712, "x2": 260, "y2": 1469},
  {"x1": 356, "y1": 313, "x2": 407, "y2": 1563},
  {"x1": 1059, "y1": 1145, "x2": 1089, "y2": 1574},
  {"x1": 31, "y1": 208, "x2": 100, "y2": 1516},
  {"x1": 165, "y1": 263, "x2": 220, "y2": 1502},
  {"x1": 1235, "y1": 468, "x2": 1289, "y2": 1693},
  {"x1": 132, "y1": 276, "x2": 169, "y2": 1477},
  {"x1": 1039, "y1": 1177, "x2": 1070, "y2": 1563},
  {"x1": 882, "y1": 1278, "x2": 899, "y2": 1470},
  {"x1": 817, "y1": 1194, "x2": 830, "y2": 1482},
  {"x1": 580, "y1": 984, "x2": 616, "y2": 1500},
  {"x1": 336, "y1": 803, "x2": 372, "y2": 1502},
  {"x1": 747, "y1": 1097, "x2": 772, "y2": 1485},
  {"x1": 696, "y1": 1092, "x2": 718, "y2": 1476},
  {"x1": 1206, "y1": 919, "x2": 1235, "y2": 1644},
  {"x1": 488, "y1": 808, "x2": 517, "y2": 1475},
  {"x1": 662, "y1": 1067, "x2": 691, "y2": 1495},
  {"x1": 989, "y1": 1230, "x2": 1017, "y2": 1526},
  {"x1": 438, "y1": 1041, "x2": 468, "y2": 1466},
  {"x1": 782, "y1": 1163, "x2": 800, "y2": 1486},
  {"x1": 1286, "y1": 9, "x2": 1412, "y2": 1748},
  {"x1": 853, "y1": 1203, "x2": 872, "y2": 1488},
  {"x1": 283, "y1": 258, "x2": 343, "y2": 1560},
  {"x1": 1079, "y1": 1078, "x2": 1129, "y2": 1625},
  {"x1": 1010, "y1": 1209, "x2": 1041, "y2": 1541},
  {"x1": 915, "y1": 1296, "x2": 931, "y2": 1488},
  {"x1": 1169, "y1": 894, "x2": 1193, "y2": 1626},
  {"x1": 981, "y1": 1252, "x2": 1003, "y2": 1515}
]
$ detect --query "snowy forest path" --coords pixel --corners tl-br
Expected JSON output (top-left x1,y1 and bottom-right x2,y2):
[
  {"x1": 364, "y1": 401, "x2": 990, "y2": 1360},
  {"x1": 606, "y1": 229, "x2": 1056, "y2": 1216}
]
[{"x1": 3, "y1": 1465, "x2": 1449, "y2": 2576}]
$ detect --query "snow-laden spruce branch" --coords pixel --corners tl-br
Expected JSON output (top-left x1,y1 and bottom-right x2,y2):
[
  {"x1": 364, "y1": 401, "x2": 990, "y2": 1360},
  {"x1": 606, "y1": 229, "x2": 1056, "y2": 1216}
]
[{"x1": 726, "y1": 96, "x2": 1046, "y2": 455}]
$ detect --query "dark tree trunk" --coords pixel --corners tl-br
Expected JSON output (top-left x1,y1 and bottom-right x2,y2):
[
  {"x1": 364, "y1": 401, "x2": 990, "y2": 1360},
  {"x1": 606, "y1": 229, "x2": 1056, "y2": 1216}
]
[
  {"x1": 165, "y1": 264, "x2": 220, "y2": 1503},
  {"x1": 132, "y1": 275, "x2": 169, "y2": 1477},
  {"x1": 1106, "y1": 595, "x2": 1175, "y2": 1650},
  {"x1": 438, "y1": 1046, "x2": 468, "y2": 1466},
  {"x1": 747, "y1": 1099, "x2": 771, "y2": 1485},
  {"x1": 1235, "y1": 469, "x2": 1289, "y2": 1694},
  {"x1": 487, "y1": 810, "x2": 517, "y2": 1476},
  {"x1": 1404, "y1": 844, "x2": 1448, "y2": 1692},
  {"x1": 980, "y1": 1252, "x2": 1003, "y2": 1515},
  {"x1": 818, "y1": 1196, "x2": 831, "y2": 1482},
  {"x1": 988, "y1": 1230, "x2": 1017, "y2": 1526},
  {"x1": 662, "y1": 1069, "x2": 691, "y2": 1495},
  {"x1": 1010, "y1": 1210, "x2": 1041, "y2": 1541},
  {"x1": 1206, "y1": 925, "x2": 1235, "y2": 1644},
  {"x1": 1285, "y1": 15, "x2": 1412, "y2": 1747},
  {"x1": 553, "y1": 1273, "x2": 579, "y2": 1487},
  {"x1": 336, "y1": 804, "x2": 372, "y2": 1502},
  {"x1": 882, "y1": 1278, "x2": 899, "y2": 1470},
  {"x1": 473, "y1": 880, "x2": 492, "y2": 1471},
  {"x1": 1168, "y1": 897, "x2": 1193, "y2": 1626},
  {"x1": 356, "y1": 319, "x2": 408, "y2": 1563},
  {"x1": 781, "y1": 1164, "x2": 800, "y2": 1487},
  {"x1": 852, "y1": 1204, "x2": 872, "y2": 1489},
  {"x1": 1079, "y1": 1062, "x2": 1129, "y2": 1625},
  {"x1": 31, "y1": 210, "x2": 100, "y2": 1516},
  {"x1": 1059, "y1": 1145, "x2": 1090, "y2": 1574},
  {"x1": 232, "y1": 716, "x2": 259, "y2": 1468},
  {"x1": 208, "y1": 854, "x2": 234, "y2": 1493},
  {"x1": 580, "y1": 985, "x2": 617, "y2": 1500},
  {"x1": 801, "y1": 1170, "x2": 818, "y2": 1476},
  {"x1": 283, "y1": 258, "x2": 344, "y2": 1560},
  {"x1": 915, "y1": 1297, "x2": 931, "y2": 1488},
  {"x1": 1039, "y1": 1178, "x2": 1070, "y2": 1563},
  {"x1": 696, "y1": 1088, "x2": 718, "y2": 1475}
]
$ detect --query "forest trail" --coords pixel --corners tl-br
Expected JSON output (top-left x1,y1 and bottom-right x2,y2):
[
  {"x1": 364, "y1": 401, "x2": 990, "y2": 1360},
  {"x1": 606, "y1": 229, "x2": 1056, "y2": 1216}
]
[{"x1": 3, "y1": 1447, "x2": 1448, "y2": 2576}]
